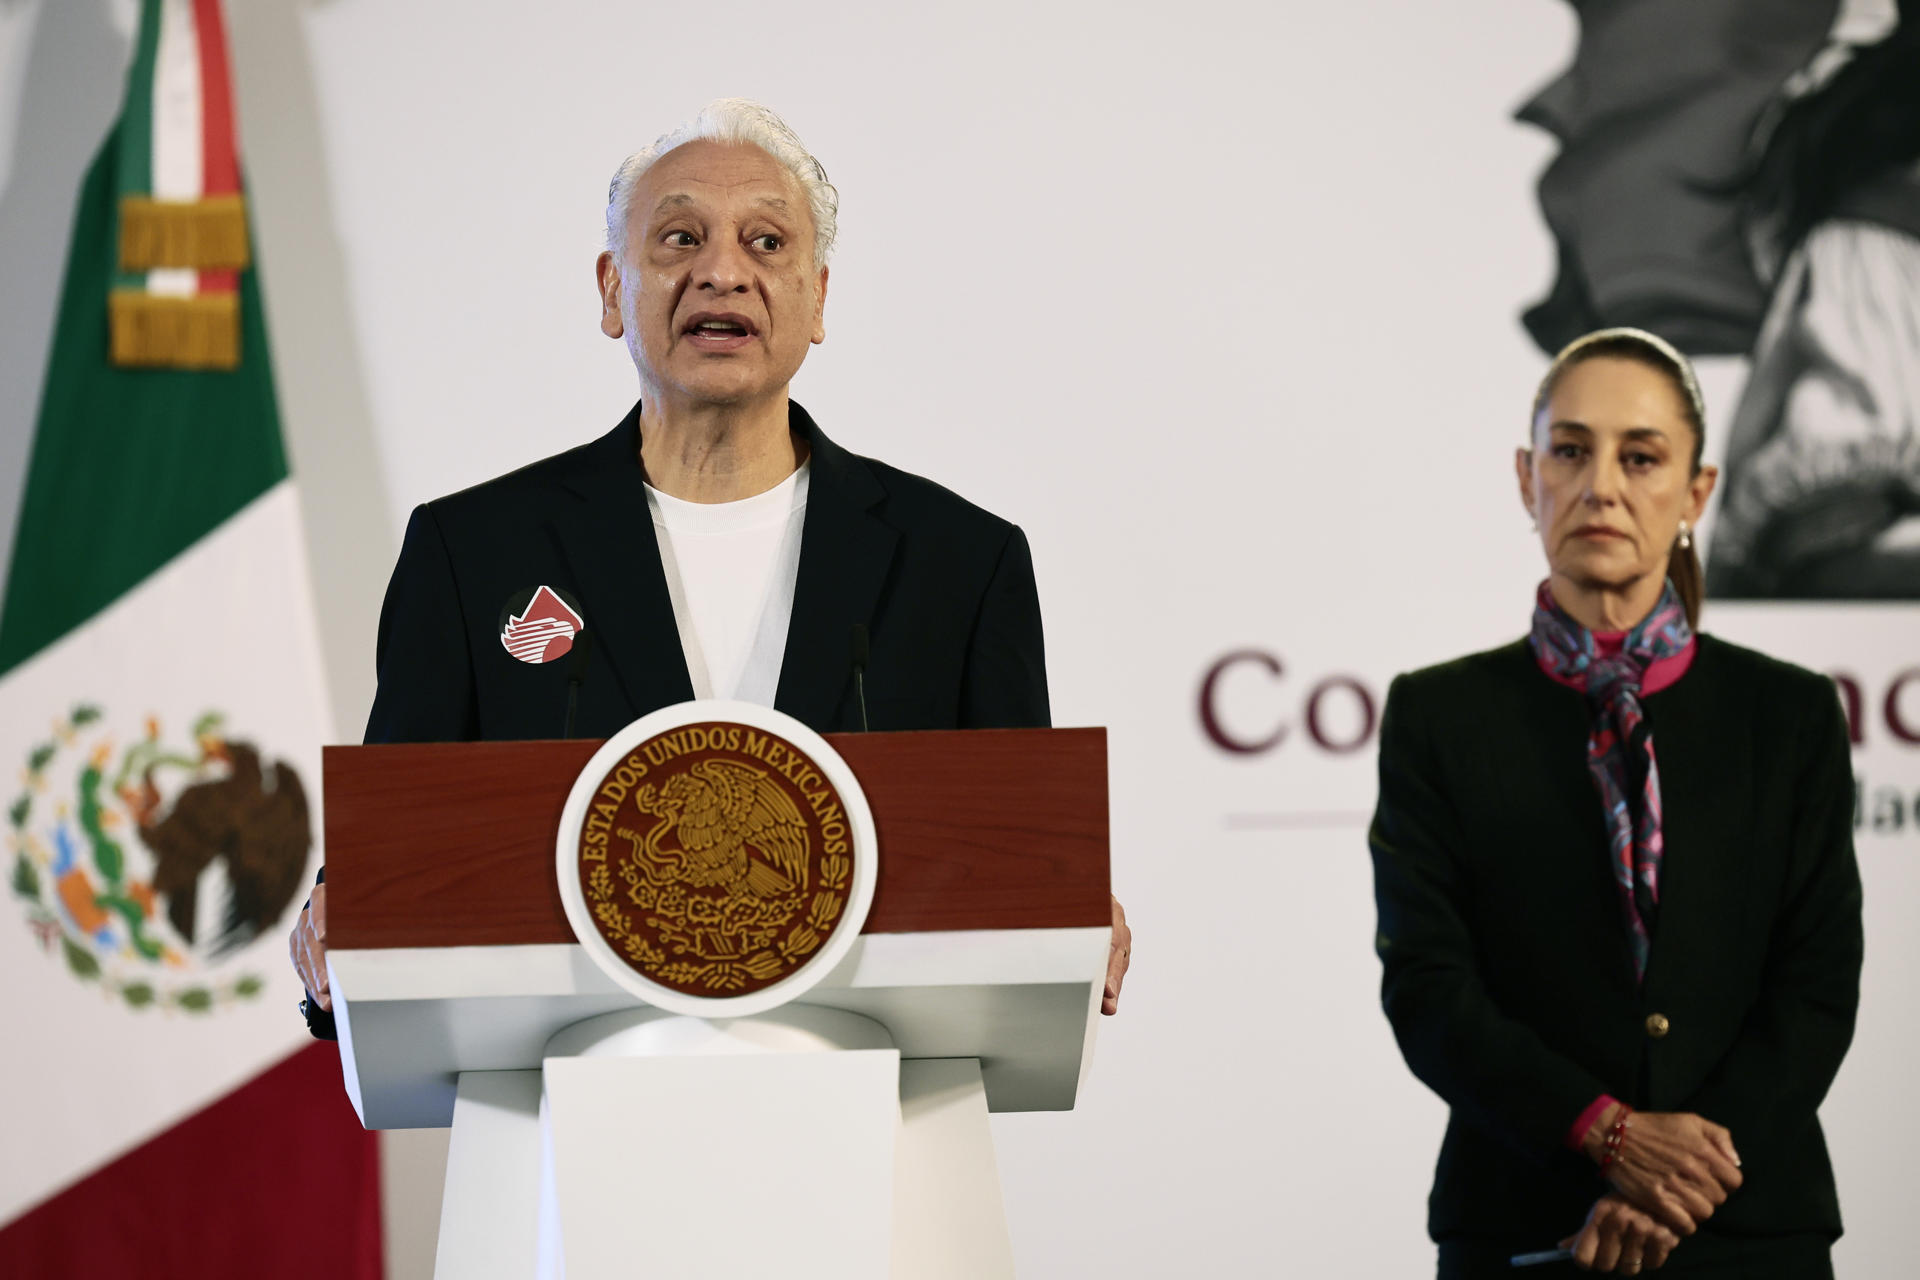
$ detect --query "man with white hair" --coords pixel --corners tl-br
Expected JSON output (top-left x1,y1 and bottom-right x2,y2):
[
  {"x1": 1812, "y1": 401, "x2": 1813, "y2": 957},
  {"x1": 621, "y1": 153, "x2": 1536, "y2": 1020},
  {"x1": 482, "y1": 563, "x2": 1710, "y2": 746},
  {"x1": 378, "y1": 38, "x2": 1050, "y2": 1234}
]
[{"x1": 289, "y1": 100, "x2": 1131, "y2": 1034}]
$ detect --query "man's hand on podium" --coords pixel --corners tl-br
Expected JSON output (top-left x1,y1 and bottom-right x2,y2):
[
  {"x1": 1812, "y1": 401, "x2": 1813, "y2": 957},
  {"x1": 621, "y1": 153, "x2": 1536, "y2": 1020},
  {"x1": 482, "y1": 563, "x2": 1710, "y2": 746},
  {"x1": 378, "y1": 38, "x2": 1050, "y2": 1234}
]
[
  {"x1": 1104, "y1": 894, "x2": 1131, "y2": 1015},
  {"x1": 290, "y1": 883, "x2": 330, "y2": 1012}
]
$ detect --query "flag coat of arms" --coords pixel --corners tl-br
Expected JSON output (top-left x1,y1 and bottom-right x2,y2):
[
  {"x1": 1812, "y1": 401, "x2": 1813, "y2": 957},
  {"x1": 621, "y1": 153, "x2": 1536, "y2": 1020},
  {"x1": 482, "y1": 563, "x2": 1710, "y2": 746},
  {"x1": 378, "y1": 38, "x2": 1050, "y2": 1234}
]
[{"x1": 0, "y1": 1, "x2": 381, "y2": 1274}]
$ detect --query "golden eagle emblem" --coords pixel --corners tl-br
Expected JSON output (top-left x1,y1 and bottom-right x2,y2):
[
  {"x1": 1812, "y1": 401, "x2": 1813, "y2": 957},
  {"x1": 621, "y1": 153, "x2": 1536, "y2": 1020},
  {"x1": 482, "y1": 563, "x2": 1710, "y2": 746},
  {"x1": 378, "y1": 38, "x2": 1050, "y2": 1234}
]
[
  {"x1": 578, "y1": 723, "x2": 855, "y2": 997},
  {"x1": 9, "y1": 705, "x2": 310, "y2": 1013},
  {"x1": 629, "y1": 759, "x2": 810, "y2": 903}
]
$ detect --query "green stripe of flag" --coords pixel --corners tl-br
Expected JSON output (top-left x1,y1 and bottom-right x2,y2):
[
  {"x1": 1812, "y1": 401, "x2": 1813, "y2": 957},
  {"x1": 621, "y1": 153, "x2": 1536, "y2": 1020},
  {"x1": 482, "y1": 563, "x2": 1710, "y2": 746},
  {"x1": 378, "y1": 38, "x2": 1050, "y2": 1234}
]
[
  {"x1": 111, "y1": 0, "x2": 163, "y2": 293},
  {"x1": 0, "y1": 122, "x2": 288, "y2": 679},
  {"x1": 116, "y1": 0, "x2": 161, "y2": 202}
]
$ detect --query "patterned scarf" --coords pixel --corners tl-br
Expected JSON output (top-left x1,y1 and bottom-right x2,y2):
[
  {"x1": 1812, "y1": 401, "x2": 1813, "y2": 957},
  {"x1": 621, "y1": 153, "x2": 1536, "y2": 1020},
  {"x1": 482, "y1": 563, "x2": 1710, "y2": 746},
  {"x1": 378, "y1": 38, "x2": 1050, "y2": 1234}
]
[{"x1": 1528, "y1": 580, "x2": 1693, "y2": 981}]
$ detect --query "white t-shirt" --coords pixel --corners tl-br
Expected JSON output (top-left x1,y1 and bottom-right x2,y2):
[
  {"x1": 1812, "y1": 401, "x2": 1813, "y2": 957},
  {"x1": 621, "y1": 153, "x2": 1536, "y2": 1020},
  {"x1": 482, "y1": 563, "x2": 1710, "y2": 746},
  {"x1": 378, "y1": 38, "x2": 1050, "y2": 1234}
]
[{"x1": 645, "y1": 462, "x2": 810, "y2": 705}]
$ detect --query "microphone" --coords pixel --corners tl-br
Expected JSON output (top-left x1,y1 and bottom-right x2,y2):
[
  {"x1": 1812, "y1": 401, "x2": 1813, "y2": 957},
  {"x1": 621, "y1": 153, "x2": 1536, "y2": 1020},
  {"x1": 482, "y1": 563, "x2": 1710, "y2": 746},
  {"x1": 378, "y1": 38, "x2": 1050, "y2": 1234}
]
[
  {"x1": 562, "y1": 628, "x2": 595, "y2": 739},
  {"x1": 850, "y1": 624, "x2": 870, "y2": 732}
]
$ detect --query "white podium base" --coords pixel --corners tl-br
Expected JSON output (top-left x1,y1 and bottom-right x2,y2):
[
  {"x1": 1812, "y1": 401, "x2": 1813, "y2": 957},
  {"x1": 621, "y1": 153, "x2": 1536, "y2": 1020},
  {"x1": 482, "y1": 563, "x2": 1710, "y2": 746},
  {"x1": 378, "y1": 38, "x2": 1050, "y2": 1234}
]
[
  {"x1": 431, "y1": 1007, "x2": 1014, "y2": 1280},
  {"x1": 892, "y1": 1057, "x2": 1015, "y2": 1278}
]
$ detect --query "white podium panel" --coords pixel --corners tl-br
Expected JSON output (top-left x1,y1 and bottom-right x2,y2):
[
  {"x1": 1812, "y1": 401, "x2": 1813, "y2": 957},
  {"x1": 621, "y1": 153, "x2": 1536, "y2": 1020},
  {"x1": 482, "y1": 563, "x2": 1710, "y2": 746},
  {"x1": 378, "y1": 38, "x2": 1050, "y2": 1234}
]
[
  {"x1": 424, "y1": 1009, "x2": 1024, "y2": 1280},
  {"x1": 545, "y1": 1050, "x2": 901, "y2": 1279}
]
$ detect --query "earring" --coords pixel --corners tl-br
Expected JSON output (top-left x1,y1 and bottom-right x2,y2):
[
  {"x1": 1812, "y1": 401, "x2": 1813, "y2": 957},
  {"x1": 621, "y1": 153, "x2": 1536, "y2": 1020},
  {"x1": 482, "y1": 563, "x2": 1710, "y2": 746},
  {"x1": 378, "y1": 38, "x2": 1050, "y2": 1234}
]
[{"x1": 1677, "y1": 521, "x2": 1692, "y2": 550}]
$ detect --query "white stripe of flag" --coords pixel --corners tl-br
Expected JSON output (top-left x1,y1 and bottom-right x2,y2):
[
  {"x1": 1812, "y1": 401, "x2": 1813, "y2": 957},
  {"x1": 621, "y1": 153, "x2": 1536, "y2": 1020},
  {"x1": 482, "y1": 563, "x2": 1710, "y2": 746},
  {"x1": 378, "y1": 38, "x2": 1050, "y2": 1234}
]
[{"x1": 147, "y1": 0, "x2": 203, "y2": 299}]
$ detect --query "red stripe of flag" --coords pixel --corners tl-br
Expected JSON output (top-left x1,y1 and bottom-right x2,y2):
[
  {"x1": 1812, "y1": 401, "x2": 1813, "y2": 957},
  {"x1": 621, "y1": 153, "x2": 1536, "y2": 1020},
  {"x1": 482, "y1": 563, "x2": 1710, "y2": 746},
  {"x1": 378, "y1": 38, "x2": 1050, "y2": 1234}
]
[
  {"x1": 0, "y1": 1044, "x2": 383, "y2": 1278},
  {"x1": 193, "y1": 0, "x2": 240, "y2": 295}
]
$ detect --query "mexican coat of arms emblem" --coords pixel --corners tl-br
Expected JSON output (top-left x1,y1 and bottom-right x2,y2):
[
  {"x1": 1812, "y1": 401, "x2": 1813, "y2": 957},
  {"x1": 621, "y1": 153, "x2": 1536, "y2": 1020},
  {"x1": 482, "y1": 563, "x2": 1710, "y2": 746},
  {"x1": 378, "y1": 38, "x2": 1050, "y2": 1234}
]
[
  {"x1": 8, "y1": 704, "x2": 311, "y2": 1012},
  {"x1": 559, "y1": 703, "x2": 876, "y2": 1015}
]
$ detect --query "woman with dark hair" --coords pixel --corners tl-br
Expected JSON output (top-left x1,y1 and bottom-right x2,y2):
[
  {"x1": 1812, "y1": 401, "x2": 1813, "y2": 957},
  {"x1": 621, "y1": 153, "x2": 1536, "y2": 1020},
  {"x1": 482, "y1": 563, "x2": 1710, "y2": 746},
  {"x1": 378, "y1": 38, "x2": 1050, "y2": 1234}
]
[{"x1": 1371, "y1": 328, "x2": 1863, "y2": 1277}]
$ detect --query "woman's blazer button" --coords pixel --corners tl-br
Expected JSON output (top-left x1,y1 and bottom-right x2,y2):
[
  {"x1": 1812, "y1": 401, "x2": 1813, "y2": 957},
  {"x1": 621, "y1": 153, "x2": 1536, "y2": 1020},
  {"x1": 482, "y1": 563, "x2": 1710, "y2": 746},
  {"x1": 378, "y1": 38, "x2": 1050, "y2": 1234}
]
[{"x1": 1645, "y1": 1012, "x2": 1672, "y2": 1039}]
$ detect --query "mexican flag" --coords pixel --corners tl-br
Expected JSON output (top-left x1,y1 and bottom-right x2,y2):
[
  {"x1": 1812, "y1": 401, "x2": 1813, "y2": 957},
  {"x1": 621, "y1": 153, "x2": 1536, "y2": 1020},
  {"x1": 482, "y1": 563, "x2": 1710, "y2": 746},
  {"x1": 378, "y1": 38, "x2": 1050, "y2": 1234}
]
[{"x1": 0, "y1": 1, "x2": 381, "y2": 1274}]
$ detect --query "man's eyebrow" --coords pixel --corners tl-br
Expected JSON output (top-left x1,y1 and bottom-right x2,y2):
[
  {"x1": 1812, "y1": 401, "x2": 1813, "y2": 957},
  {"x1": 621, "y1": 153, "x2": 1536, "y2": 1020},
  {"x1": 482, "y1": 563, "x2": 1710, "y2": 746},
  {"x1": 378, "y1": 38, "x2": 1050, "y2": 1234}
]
[{"x1": 650, "y1": 193, "x2": 793, "y2": 216}]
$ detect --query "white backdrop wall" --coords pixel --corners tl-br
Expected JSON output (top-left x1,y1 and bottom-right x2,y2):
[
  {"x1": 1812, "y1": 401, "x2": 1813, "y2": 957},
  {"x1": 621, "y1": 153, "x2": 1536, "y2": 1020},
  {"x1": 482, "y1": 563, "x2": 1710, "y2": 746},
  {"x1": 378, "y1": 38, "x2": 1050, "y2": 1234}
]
[{"x1": 2, "y1": 2, "x2": 1914, "y2": 1276}]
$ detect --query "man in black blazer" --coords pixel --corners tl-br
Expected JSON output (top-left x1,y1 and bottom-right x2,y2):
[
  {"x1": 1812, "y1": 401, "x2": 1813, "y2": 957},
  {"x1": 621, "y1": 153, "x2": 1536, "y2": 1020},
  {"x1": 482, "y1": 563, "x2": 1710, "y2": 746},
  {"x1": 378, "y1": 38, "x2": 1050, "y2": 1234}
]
[
  {"x1": 289, "y1": 99, "x2": 1131, "y2": 1035},
  {"x1": 361, "y1": 398, "x2": 1050, "y2": 744}
]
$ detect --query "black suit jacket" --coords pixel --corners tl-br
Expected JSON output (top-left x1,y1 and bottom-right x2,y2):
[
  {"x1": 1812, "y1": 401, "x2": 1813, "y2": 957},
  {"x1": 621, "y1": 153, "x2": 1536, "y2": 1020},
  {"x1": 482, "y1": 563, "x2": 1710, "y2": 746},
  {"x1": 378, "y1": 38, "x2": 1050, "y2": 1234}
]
[
  {"x1": 1370, "y1": 635, "x2": 1862, "y2": 1250},
  {"x1": 305, "y1": 400, "x2": 1049, "y2": 1037}
]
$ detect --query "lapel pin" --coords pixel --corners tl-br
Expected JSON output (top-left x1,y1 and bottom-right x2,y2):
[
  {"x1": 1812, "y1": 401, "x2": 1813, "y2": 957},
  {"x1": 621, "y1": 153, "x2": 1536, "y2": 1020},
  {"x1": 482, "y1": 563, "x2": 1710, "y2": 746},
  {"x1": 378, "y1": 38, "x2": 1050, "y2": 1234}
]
[{"x1": 500, "y1": 585, "x2": 586, "y2": 665}]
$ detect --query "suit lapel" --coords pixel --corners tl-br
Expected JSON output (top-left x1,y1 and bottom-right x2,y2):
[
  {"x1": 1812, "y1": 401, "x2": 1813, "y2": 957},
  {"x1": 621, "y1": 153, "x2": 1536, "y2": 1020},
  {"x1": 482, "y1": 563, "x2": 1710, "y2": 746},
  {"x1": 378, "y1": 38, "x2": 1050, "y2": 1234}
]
[
  {"x1": 1513, "y1": 647, "x2": 1644, "y2": 995},
  {"x1": 774, "y1": 405, "x2": 898, "y2": 729},
  {"x1": 1639, "y1": 638, "x2": 1745, "y2": 998},
  {"x1": 548, "y1": 406, "x2": 695, "y2": 719},
  {"x1": 544, "y1": 400, "x2": 894, "y2": 729}
]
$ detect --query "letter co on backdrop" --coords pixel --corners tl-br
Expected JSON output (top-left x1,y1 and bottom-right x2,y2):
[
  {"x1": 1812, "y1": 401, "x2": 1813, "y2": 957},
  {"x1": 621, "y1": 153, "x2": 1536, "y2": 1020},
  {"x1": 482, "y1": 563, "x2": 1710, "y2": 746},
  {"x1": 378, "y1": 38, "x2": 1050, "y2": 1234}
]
[{"x1": 1199, "y1": 646, "x2": 1920, "y2": 834}]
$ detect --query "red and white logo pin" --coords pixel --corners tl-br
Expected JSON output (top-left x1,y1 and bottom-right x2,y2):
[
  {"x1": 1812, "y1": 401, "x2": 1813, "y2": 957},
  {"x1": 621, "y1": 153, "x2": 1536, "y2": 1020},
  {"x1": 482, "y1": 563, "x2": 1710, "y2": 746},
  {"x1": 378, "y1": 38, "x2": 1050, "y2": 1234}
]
[{"x1": 500, "y1": 585, "x2": 585, "y2": 665}]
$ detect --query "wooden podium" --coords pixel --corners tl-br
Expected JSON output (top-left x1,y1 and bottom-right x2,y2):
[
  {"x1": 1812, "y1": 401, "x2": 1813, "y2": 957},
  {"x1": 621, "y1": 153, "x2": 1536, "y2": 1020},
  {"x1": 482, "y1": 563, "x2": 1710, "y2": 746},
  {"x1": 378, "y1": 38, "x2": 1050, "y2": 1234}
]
[{"x1": 323, "y1": 726, "x2": 1110, "y2": 1280}]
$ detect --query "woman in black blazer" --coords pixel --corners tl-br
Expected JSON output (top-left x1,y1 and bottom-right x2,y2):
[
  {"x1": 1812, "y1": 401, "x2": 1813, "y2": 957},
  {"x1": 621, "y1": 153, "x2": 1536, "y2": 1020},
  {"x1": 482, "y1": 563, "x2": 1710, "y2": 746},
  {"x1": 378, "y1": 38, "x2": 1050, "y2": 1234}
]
[{"x1": 1371, "y1": 328, "x2": 1862, "y2": 1278}]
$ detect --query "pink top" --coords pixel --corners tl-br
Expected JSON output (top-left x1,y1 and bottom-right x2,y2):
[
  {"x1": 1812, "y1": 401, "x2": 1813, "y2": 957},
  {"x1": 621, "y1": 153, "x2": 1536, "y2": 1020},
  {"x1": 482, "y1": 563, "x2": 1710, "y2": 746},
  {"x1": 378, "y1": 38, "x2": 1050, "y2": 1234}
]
[
  {"x1": 1536, "y1": 629, "x2": 1696, "y2": 696},
  {"x1": 1568, "y1": 1095, "x2": 1620, "y2": 1152},
  {"x1": 1538, "y1": 627, "x2": 1697, "y2": 1150}
]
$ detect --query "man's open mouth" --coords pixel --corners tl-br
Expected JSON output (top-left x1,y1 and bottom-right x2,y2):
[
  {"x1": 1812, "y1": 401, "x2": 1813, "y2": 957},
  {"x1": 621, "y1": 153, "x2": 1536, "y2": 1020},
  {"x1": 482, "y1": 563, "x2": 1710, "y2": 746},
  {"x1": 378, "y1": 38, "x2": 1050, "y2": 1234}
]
[{"x1": 683, "y1": 314, "x2": 756, "y2": 345}]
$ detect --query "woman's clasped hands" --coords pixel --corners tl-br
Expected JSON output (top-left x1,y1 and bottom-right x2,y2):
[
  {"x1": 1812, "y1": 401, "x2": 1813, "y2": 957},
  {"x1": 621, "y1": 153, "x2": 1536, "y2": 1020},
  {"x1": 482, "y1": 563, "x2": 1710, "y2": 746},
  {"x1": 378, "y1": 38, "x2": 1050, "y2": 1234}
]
[{"x1": 1562, "y1": 1108, "x2": 1744, "y2": 1273}]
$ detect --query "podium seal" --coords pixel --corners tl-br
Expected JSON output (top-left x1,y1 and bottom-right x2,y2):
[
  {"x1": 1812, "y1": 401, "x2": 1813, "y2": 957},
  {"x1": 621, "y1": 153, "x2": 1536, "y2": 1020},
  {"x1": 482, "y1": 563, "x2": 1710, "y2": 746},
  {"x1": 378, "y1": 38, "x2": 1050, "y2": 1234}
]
[{"x1": 555, "y1": 701, "x2": 877, "y2": 1017}]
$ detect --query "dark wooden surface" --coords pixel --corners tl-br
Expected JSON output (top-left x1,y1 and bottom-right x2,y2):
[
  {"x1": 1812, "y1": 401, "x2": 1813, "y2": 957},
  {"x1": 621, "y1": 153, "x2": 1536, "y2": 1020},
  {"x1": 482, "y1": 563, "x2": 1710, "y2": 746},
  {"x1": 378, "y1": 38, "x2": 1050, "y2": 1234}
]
[{"x1": 324, "y1": 728, "x2": 1109, "y2": 949}]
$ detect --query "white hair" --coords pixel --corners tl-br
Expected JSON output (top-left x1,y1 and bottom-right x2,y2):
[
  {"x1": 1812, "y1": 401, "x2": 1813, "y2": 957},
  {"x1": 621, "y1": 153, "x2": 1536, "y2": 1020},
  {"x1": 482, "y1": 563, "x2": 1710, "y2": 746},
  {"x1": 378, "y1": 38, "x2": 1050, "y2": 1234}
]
[{"x1": 604, "y1": 99, "x2": 839, "y2": 265}]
